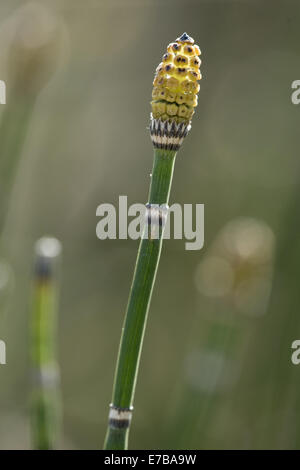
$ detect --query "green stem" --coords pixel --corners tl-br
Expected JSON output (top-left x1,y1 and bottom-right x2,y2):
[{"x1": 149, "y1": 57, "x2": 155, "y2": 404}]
[
  {"x1": 104, "y1": 148, "x2": 176, "y2": 450},
  {"x1": 0, "y1": 93, "x2": 36, "y2": 231},
  {"x1": 30, "y1": 238, "x2": 62, "y2": 450}
]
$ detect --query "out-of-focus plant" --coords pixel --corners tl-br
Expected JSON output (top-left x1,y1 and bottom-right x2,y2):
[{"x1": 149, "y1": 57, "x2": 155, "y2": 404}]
[
  {"x1": 248, "y1": 191, "x2": 300, "y2": 448},
  {"x1": 173, "y1": 218, "x2": 275, "y2": 448},
  {"x1": 0, "y1": 261, "x2": 14, "y2": 316},
  {"x1": 104, "y1": 33, "x2": 202, "y2": 450},
  {"x1": 30, "y1": 237, "x2": 62, "y2": 450},
  {"x1": 0, "y1": 2, "x2": 64, "y2": 229},
  {"x1": 0, "y1": 3, "x2": 65, "y2": 343},
  {"x1": 195, "y1": 217, "x2": 274, "y2": 315}
]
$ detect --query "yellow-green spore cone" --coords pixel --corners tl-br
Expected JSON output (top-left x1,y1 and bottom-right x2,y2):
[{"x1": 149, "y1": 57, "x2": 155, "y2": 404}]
[{"x1": 151, "y1": 33, "x2": 201, "y2": 123}]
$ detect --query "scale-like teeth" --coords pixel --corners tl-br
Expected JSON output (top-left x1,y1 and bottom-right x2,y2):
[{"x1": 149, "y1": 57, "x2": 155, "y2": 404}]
[
  {"x1": 151, "y1": 33, "x2": 201, "y2": 125},
  {"x1": 149, "y1": 114, "x2": 191, "y2": 151}
]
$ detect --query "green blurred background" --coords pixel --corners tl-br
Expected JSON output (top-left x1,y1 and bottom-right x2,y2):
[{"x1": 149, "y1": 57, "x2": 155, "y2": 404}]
[{"x1": 0, "y1": 0, "x2": 300, "y2": 449}]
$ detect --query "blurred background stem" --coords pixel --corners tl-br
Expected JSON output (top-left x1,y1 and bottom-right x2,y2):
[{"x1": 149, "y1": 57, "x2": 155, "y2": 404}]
[
  {"x1": 0, "y1": 93, "x2": 36, "y2": 230},
  {"x1": 30, "y1": 237, "x2": 62, "y2": 450},
  {"x1": 0, "y1": 2, "x2": 63, "y2": 235}
]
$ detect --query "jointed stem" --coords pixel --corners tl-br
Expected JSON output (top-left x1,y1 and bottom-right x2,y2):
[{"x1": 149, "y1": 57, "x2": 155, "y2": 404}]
[
  {"x1": 30, "y1": 239, "x2": 62, "y2": 450},
  {"x1": 104, "y1": 148, "x2": 176, "y2": 450}
]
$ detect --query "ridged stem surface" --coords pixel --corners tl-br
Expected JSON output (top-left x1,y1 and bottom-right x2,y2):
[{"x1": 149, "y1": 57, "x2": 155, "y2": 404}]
[
  {"x1": 104, "y1": 148, "x2": 176, "y2": 450},
  {"x1": 30, "y1": 248, "x2": 61, "y2": 450}
]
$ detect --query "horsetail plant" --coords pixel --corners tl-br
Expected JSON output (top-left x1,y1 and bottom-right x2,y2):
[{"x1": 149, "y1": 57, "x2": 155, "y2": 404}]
[
  {"x1": 0, "y1": 3, "x2": 63, "y2": 231},
  {"x1": 30, "y1": 237, "x2": 62, "y2": 450},
  {"x1": 104, "y1": 33, "x2": 202, "y2": 450}
]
